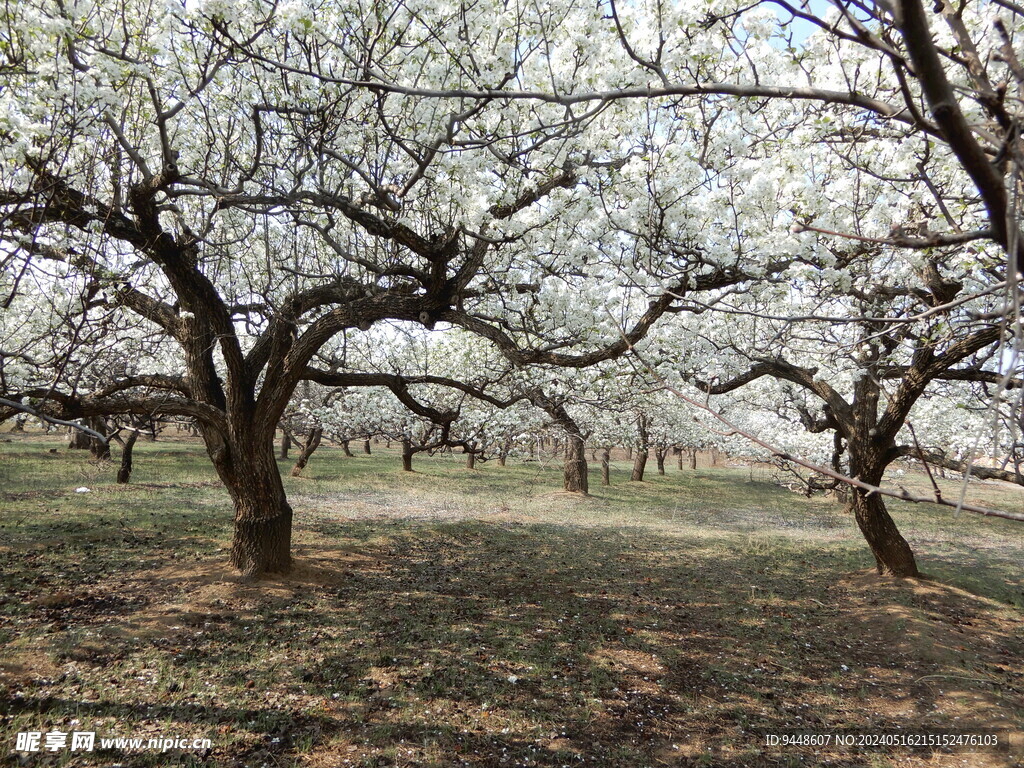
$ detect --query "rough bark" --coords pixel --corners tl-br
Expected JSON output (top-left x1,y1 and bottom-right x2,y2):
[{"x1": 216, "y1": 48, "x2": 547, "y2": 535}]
[
  {"x1": 402, "y1": 439, "x2": 414, "y2": 471},
  {"x1": 655, "y1": 447, "x2": 667, "y2": 475},
  {"x1": 341, "y1": 439, "x2": 354, "y2": 457},
  {"x1": 88, "y1": 418, "x2": 111, "y2": 459},
  {"x1": 116, "y1": 430, "x2": 139, "y2": 484},
  {"x1": 290, "y1": 426, "x2": 323, "y2": 476},
  {"x1": 279, "y1": 427, "x2": 291, "y2": 460},
  {"x1": 217, "y1": 436, "x2": 293, "y2": 577},
  {"x1": 846, "y1": 383, "x2": 920, "y2": 577},
  {"x1": 631, "y1": 449, "x2": 648, "y2": 481},
  {"x1": 849, "y1": 489, "x2": 919, "y2": 577},
  {"x1": 69, "y1": 426, "x2": 91, "y2": 449},
  {"x1": 601, "y1": 447, "x2": 611, "y2": 486},
  {"x1": 363, "y1": 439, "x2": 372, "y2": 455},
  {"x1": 563, "y1": 432, "x2": 588, "y2": 493},
  {"x1": 631, "y1": 414, "x2": 650, "y2": 481}
]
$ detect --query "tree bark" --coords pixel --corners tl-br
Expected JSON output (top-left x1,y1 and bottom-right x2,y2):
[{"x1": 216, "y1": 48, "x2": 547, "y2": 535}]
[
  {"x1": 631, "y1": 449, "x2": 648, "y2": 481},
  {"x1": 116, "y1": 430, "x2": 140, "y2": 483},
  {"x1": 631, "y1": 413, "x2": 650, "y2": 481},
  {"x1": 279, "y1": 427, "x2": 291, "y2": 460},
  {"x1": 402, "y1": 439, "x2": 414, "y2": 471},
  {"x1": 466, "y1": 450, "x2": 476, "y2": 469},
  {"x1": 341, "y1": 439, "x2": 354, "y2": 457},
  {"x1": 290, "y1": 426, "x2": 323, "y2": 476},
  {"x1": 216, "y1": 436, "x2": 293, "y2": 577},
  {"x1": 363, "y1": 439, "x2": 372, "y2": 455},
  {"x1": 88, "y1": 418, "x2": 110, "y2": 460},
  {"x1": 655, "y1": 447, "x2": 667, "y2": 475},
  {"x1": 689, "y1": 448, "x2": 697, "y2": 470},
  {"x1": 69, "y1": 425, "x2": 91, "y2": 449},
  {"x1": 847, "y1": 395, "x2": 920, "y2": 577},
  {"x1": 601, "y1": 447, "x2": 611, "y2": 486},
  {"x1": 676, "y1": 447, "x2": 683, "y2": 471},
  {"x1": 848, "y1": 489, "x2": 919, "y2": 577},
  {"x1": 563, "y1": 432, "x2": 588, "y2": 493}
]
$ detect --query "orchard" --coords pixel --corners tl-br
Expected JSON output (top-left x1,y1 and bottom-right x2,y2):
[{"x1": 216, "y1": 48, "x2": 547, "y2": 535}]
[{"x1": 3, "y1": 2, "x2": 1024, "y2": 765}]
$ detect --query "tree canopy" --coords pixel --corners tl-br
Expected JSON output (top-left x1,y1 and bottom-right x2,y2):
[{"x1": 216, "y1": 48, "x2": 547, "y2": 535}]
[{"x1": 2, "y1": 0, "x2": 1022, "y2": 576}]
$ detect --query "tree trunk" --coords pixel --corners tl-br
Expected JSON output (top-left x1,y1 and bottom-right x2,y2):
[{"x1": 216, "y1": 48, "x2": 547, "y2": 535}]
[
  {"x1": 69, "y1": 425, "x2": 91, "y2": 449},
  {"x1": 88, "y1": 418, "x2": 110, "y2": 460},
  {"x1": 847, "y1": 414, "x2": 919, "y2": 578},
  {"x1": 625, "y1": 445, "x2": 633, "y2": 460},
  {"x1": 216, "y1": 435, "x2": 292, "y2": 577},
  {"x1": 116, "y1": 430, "x2": 139, "y2": 484},
  {"x1": 631, "y1": 449, "x2": 648, "y2": 481},
  {"x1": 690, "y1": 448, "x2": 697, "y2": 470},
  {"x1": 676, "y1": 447, "x2": 683, "y2": 471},
  {"x1": 402, "y1": 439, "x2": 414, "y2": 471},
  {"x1": 563, "y1": 433, "x2": 588, "y2": 493},
  {"x1": 848, "y1": 490, "x2": 919, "y2": 577},
  {"x1": 601, "y1": 447, "x2": 611, "y2": 486},
  {"x1": 341, "y1": 439, "x2": 354, "y2": 457},
  {"x1": 655, "y1": 447, "x2": 667, "y2": 475},
  {"x1": 466, "y1": 450, "x2": 476, "y2": 469},
  {"x1": 290, "y1": 427, "x2": 323, "y2": 476},
  {"x1": 279, "y1": 427, "x2": 291, "y2": 460},
  {"x1": 363, "y1": 439, "x2": 372, "y2": 455}
]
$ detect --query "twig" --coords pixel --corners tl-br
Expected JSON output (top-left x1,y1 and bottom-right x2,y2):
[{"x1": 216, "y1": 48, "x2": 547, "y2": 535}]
[{"x1": 907, "y1": 422, "x2": 942, "y2": 503}]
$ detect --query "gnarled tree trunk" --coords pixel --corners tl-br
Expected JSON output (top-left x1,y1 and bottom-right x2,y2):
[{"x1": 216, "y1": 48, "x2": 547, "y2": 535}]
[
  {"x1": 849, "y1": 489, "x2": 919, "y2": 577},
  {"x1": 655, "y1": 447, "x2": 667, "y2": 475},
  {"x1": 290, "y1": 426, "x2": 323, "y2": 476},
  {"x1": 402, "y1": 439, "x2": 414, "y2": 471},
  {"x1": 848, "y1": 441, "x2": 919, "y2": 577},
  {"x1": 631, "y1": 414, "x2": 650, "y2": 481},
  {"x1": 563, "y1": 431, "x2": 588, "y2": 493},
  {"x1": 205, "y1": 429, "x2": 292, "y2": 577},
  {"x1": 631, "y1": 449, "x2": 648, "y2": 481},
  {"x1": 69, "y1": 424, "x2": 91, "y2": 449},
  {"x1": 116, "y1": 430, "x2": 139, "y2": 484}
]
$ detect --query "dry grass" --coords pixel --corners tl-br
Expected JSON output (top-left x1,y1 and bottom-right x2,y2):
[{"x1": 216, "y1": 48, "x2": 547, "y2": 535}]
[{"x1": 1, "y1": 436, "x2": 1022, "y2": 767}]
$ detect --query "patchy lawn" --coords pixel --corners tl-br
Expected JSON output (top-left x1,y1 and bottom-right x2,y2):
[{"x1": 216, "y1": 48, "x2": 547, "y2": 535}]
[{"x1": 1, "y1": 436, "x2": 1022, "y2": 767}]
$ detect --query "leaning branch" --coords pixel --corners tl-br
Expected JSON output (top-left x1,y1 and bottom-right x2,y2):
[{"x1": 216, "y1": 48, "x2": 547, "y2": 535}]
[
  {"x1": 0, "y1": 397, "x2": 108, "y2": 442},
  {"x1": 894, "y1": 445, "x2": 1024, "y2": 486}
]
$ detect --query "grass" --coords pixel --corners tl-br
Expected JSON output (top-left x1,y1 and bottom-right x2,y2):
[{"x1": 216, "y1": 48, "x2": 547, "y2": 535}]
[{"x1": 1, "y1": 435, "x2": 1022, "y2": 767}]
